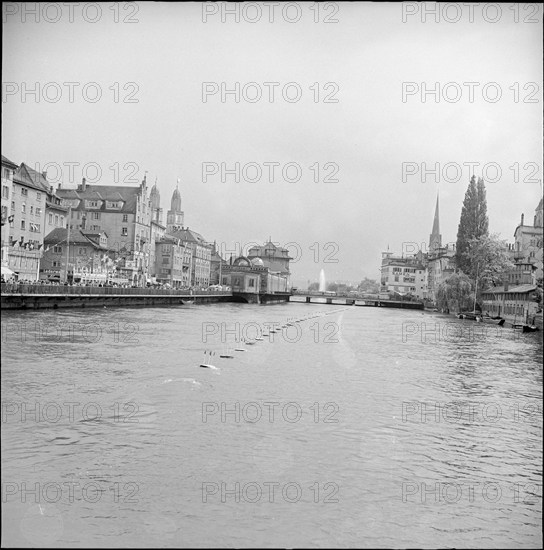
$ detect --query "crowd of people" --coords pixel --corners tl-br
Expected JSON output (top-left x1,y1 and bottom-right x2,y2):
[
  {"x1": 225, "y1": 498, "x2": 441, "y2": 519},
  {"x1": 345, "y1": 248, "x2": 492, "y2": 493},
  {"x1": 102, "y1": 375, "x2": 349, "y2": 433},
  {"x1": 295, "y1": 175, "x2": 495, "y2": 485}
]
[{"x1": 0, "y1": 275, "x2": 229, "y2": 293}]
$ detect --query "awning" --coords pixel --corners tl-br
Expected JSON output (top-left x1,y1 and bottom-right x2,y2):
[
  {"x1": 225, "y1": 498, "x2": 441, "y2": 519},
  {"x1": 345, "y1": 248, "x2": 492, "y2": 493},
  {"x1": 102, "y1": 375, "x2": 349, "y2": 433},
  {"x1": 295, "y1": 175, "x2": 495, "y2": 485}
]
[{"x1": 1, "y1": 266, "x2": 15, "y2": 277}]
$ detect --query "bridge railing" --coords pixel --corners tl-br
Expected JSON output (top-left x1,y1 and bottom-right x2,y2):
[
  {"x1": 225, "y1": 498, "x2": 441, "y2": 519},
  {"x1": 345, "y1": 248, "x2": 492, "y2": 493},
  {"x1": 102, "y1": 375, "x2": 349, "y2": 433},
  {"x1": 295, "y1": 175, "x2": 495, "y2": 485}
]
[
  {"x1": 0, "y1": 283, "x2": 231, "y2": 297},
  {"x1": 291, "y1": 290, "x2": 423, "y2": 303}
]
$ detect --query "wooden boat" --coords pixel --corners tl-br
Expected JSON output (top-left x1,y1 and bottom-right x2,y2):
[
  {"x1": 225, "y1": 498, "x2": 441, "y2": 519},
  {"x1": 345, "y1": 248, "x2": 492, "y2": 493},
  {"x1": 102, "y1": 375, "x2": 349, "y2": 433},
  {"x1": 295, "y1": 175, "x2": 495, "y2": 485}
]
[
  {"x1": 522, "y1": 325, "x2": 539, "y2": 333},
  {"x1": 482, "y1": 316, "x2": 505, "y2": 326},
  {"x1": 457, "y1": 312, "x2": 482, "y2": 321}
]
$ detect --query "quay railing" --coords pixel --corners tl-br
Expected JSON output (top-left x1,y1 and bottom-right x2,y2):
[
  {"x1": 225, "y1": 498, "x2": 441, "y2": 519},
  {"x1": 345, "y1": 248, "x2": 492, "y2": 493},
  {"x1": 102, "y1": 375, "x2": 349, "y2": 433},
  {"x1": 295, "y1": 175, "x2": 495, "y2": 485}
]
[{"x1": 0, "y1": 283, "x2": 232, "y2": 297}]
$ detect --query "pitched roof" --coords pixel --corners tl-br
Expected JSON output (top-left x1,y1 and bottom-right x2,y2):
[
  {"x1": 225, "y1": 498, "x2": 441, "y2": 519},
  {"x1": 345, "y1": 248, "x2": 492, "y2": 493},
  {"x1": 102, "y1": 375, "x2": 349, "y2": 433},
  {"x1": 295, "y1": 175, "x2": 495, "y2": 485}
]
[
  {"x1": 44, "y1": 228, "x2": 109, "y2": 250},
  {"x1": 482, "y1": 284, "x2": 536, "y2": 294},
  {"x1": 1, "y1": 155, "x2": 18, "y2": 170},
  {"x1": 56, "y1": 184, "x2": 143, "y2": 213},
  {"x1": 169, "y1": 228, "x2": 209, "y2": 246},
  {"x1": 13, "y1": 163, "x2": 51, "y2": 192},
  {"x1": 248, "y1": 241, "x2": 292, "y2": 259}
]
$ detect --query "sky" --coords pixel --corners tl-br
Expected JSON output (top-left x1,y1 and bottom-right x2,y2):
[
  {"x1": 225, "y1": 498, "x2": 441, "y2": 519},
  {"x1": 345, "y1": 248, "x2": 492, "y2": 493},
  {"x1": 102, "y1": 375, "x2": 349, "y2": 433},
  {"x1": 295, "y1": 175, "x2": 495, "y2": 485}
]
[{"x1": 2, "y1": 2, "x2": 542, "y2": 287}]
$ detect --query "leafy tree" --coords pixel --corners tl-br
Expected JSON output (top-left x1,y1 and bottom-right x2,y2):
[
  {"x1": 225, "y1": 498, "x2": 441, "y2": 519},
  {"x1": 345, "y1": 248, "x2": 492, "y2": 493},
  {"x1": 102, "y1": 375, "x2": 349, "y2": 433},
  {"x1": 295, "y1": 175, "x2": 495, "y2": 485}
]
[
  {"x1": 465, "y1": 234, "x2": 514, "y2": 295},
  {"x1": 436, "y1": 273, "x2": 473, "y2": 312},
  {"x1": 357, "y1": 277, "x2": 380, "y2": 293},
  {"x1": 327, "y1": 282, "x2": 339, "y2": 292},
  {"x1": 456, "y1": 176, "x2": 489, "y2": 274},
  {"x1": 308, "y1": 282, "x2": 319, "y2": 291}
]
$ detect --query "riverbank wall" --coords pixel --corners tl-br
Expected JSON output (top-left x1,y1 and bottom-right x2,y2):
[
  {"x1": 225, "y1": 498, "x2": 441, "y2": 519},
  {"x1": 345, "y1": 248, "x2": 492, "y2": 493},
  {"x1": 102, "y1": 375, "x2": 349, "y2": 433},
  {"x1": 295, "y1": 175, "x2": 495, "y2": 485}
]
[{"x1": 1, "y1": 284, "x2": 233, "y2": 310}]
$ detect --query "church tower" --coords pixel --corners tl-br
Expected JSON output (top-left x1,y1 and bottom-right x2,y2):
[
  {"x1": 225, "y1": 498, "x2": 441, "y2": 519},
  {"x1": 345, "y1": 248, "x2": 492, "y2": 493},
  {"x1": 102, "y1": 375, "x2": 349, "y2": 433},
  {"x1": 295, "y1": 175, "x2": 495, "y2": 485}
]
[
  {"x1": 166, "y1": 179, "x2": 184, "y2": 233},
  {"x1": 150, "y1": 179, "x2": 162, "y2": 224},
  {"x1": 534, "y1": 198, "x2": 543, "y2": 228},
  {"x1": 429, "y1": 193, "x2": 442, "y2": 255}
]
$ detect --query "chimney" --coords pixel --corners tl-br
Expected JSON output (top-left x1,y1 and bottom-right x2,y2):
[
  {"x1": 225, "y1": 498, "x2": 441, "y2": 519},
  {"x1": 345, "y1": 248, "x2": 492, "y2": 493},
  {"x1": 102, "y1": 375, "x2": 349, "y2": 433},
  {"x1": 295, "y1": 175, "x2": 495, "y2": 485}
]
[
  {"x1": 81, "y1": 177, "x2": 87, "y2": 192},
  {"x1": 521, "y1": 213, "x2": 524, "y2": 226},
  {"x1": 42, "y1": 170, "x2": 47, "y2": 179}
]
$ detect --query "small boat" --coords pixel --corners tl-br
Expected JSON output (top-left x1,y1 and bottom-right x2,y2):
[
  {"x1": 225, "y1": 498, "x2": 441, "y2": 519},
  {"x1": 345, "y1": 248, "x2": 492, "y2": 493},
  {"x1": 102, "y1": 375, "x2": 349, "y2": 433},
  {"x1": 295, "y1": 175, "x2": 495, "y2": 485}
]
[
  {"x1": 234, "y1": 339, "x2": 246, "y2": 352},
  {"x1": 457, "y1": 312, "x2": 481, "y2": 321},
  {"x1": 482, "y1": 316, "x2": 505, "y2": 326},
  {"x1": 200, "y1": 351, "x2": 217, "y2": 369},
  {"x1": 183, "y1": 299, "x2": 195, "y2": 305},
  {"x1": 522, "y1": 325, "x2": 539, "y2": 333}
]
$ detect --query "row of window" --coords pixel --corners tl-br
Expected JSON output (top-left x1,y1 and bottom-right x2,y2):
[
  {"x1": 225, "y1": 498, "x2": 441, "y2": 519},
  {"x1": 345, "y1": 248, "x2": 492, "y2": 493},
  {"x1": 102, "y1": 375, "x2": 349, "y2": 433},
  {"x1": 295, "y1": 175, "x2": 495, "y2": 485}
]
[
  {"x1": 21, "y1": 204, "x2": 43, "y2": 216},
  {"x1": 75, "y1": 211, "x2": 129, "y2": 222},
  {"x1": 17, "y1": 188, "x2": 41, "y2": 200},
  {"x1": 46, "y1": 213, "x2": 66, "y2": 227},
  {"x1": 19, "y1": 220, "x2": 41, "y2": 232}
]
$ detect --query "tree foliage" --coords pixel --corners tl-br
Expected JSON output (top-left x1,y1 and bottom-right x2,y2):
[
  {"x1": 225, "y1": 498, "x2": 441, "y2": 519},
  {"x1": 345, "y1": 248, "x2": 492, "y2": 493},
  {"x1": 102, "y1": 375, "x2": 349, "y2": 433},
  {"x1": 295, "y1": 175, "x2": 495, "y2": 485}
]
[
  {"x1": 456, "y1": 176, "x2": 489, "y2": 274},
  {"x1": 464, "y1": 233, "x2": 514, "y2": 293},
  {"x1": 436, "y1": 273, "x2": 473, "y2": 312},
  {"x1": 357, "y1": 277, "x2": 380, "y2": 293}
]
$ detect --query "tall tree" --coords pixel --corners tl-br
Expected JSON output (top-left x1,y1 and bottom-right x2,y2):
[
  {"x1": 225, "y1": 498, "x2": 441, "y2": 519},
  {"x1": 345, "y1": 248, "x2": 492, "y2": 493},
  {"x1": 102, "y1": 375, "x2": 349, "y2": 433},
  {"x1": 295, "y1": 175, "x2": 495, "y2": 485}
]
[
  {"x1": 456, "y1": 176, "x2": 489, "y2": 274},
  {"x1": 465, "y1": 234, "x2": 514, "y2": 294}
]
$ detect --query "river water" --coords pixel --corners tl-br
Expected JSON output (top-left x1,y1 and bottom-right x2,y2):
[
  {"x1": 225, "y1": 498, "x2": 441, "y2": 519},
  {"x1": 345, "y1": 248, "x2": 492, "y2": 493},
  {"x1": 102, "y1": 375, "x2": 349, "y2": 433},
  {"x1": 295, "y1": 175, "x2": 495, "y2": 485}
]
[{"x1": 1, "y1": 303, "x2": 542, "y2": 548}]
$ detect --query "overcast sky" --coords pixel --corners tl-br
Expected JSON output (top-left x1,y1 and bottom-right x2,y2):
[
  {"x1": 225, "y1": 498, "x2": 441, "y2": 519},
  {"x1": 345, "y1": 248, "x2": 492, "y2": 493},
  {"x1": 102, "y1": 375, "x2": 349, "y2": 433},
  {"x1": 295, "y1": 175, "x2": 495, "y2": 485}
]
[{"x1": 2, "y1": 2, "x2": 542, "y2": 286}]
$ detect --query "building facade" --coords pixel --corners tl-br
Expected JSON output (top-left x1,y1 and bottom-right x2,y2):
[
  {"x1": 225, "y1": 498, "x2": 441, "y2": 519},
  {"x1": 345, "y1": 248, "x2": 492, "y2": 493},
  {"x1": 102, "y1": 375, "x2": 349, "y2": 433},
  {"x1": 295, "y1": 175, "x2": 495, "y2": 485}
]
[
  {"x1": 1, "y1": 155, "x2": 18, "y2": 269},
  {"x1": 57, "y1": 176, "x2": 152, "y2": 286},
  {"x1": 481, "y1": 283, "x2": 540, "y2": 325},
  {"x1": 209, "y1": 241, "x2": 226, "y2": 285},
  {"x1": 41, "y1": 228, "x2": 111, "y2": 283},
  {"x1": 155, "y1": 235, "x2": 192, "y2": 288},
  {"x1": 380, "y1": 251, "x2": 426, "y2": 299},
  {"x1": 168, "y1": 227, "x2": 211, "y2": 287},
  {"x1": 221, "y1": 255, "x2": 289, "y2": 297},
  {"x1": 7, "y1": 163, "x2": 51, "y2": 280},
  {"x1": 247, "y1": 241, "x2": 292, "y2": 276},
  {"x1": 509, "y1": 200, "x2": 544, "y2": 283}
]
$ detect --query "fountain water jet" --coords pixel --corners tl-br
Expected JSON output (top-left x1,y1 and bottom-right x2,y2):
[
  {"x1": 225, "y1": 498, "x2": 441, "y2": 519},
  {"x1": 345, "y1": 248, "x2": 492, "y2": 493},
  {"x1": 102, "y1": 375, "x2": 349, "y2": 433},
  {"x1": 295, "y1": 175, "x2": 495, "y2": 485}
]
[{"x1": 318, "y1": 269, "x2": 326, "y2": 292}]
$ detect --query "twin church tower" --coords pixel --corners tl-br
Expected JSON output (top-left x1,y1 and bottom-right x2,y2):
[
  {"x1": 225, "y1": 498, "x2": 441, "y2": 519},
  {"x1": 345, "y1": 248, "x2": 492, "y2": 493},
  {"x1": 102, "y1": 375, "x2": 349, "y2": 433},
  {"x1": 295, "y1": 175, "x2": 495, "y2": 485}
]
[{"x1": 149, "y1": 179, "x2": 185, "y2": 233}]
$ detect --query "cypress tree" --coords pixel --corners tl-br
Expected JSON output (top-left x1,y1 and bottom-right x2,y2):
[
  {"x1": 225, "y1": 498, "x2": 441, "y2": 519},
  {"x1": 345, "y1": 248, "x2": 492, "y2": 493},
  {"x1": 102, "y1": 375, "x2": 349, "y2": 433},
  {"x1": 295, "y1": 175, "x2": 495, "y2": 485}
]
[{"x1": 456, "y1": 175, "x2": 489, "y2": 275}]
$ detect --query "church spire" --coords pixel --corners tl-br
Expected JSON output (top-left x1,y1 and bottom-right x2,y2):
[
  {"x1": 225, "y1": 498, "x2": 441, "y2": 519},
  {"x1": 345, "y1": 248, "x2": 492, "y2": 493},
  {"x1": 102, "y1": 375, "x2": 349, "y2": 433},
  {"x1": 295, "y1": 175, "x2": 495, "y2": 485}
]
[{"x1": 429, "y1": 193, "x2": 441, "y2": 254}]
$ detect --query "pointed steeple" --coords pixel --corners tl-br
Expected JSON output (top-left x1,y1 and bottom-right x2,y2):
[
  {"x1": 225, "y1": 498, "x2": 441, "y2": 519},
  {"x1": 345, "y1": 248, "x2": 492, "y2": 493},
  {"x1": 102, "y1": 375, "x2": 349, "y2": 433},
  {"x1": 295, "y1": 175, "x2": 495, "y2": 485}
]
[
  {"x1": 167, "y1": 177, "x2": 184, "y2": 233},
  {"x1": 429, "y1": 193, "x2": 442, "y2": 254}
]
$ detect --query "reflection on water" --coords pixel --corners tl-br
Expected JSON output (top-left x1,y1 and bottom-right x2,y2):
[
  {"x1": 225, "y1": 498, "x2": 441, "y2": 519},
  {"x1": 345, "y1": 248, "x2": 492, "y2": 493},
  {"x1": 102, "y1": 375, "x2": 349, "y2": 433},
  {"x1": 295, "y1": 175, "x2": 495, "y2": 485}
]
[{"x1": 1, "y1": 304, "x2": 542, "y2": 548}]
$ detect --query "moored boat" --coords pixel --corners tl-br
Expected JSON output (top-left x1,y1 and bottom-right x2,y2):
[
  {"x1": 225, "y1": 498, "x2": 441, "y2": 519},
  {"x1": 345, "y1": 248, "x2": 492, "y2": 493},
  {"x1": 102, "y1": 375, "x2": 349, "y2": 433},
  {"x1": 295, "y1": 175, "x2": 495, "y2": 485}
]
[
  {"x1": 482, "y1": 316, "x2": 505, "y2": 326},
  {"x1": 457, "y1": 312, "x2": 482, "y2": 321}
]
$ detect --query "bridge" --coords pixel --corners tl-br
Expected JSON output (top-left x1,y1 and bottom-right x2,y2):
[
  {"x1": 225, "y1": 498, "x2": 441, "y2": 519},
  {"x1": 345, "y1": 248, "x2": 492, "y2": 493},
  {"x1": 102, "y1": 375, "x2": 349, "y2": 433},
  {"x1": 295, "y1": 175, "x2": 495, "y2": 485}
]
[{"x1": 289, "y1": 290, "x2": 424, "y2": 309}]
